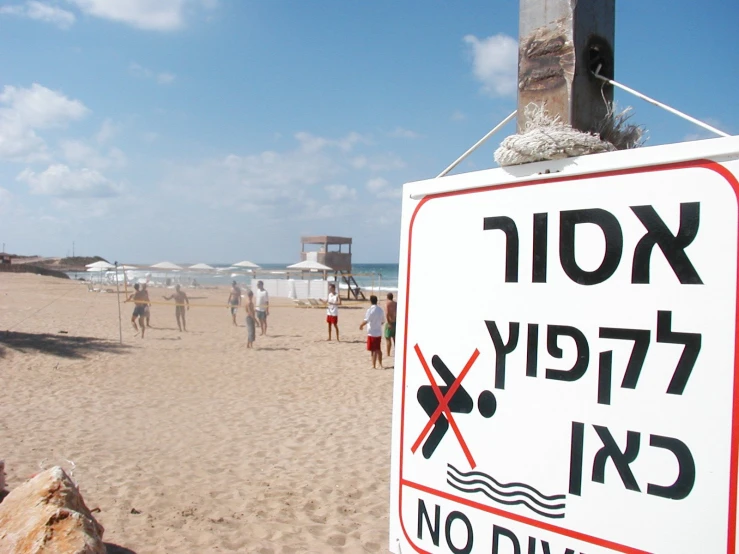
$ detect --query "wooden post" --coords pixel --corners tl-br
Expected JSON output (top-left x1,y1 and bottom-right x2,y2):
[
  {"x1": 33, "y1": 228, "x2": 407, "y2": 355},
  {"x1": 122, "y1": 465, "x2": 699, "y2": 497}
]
[
  {"x1": 517, "y1": 0, "x2": 615, "y2": 133},
  {"x1": 114, "y1": 263, "x2": 123, "y2": 344}
]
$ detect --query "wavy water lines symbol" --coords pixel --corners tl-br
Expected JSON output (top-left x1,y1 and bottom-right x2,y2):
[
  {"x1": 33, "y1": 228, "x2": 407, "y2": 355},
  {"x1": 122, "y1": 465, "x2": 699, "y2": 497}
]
[{"x1": 446, "y1": 464, "x2": 567, "y2": 519}]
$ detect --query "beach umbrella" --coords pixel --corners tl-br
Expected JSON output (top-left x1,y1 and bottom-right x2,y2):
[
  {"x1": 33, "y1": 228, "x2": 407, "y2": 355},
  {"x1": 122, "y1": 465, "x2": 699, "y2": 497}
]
[
  {"x1": 149, "y1": 261, "x2": 183, "y2": 287},
  {"x1": 86, "y1": 266, "x2": 108, "y2": 284},
  {"x1": 286, "y1": 260, "x2": 333, "y2": 271},
  {"x1": 86, "y1": 260, "x2": 114, "y2": 270},
  {"x1": 150, "y1": 261, "x2": 183, "y2": 270},
  {"x1": 287, "y1": 260, "x2": 333, "y2": 282},
  {"x1": 233, "y1": 260, "x2": 261, "y2": 269},
  {"x1": 189, "y1": 263, "x2": 215, "y2": 270}
]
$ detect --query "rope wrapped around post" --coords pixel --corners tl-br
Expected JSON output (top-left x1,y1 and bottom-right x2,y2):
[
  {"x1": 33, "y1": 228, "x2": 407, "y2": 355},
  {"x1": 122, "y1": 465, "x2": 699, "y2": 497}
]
[{"x1": 494, "y1": 103, "x2": 644, "y2": 167}]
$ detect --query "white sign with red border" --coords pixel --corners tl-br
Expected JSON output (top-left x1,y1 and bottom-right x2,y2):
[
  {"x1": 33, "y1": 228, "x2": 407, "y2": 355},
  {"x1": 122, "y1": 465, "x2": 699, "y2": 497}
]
[{"x1": 389, "y1": 137, "x2": 739, "y2": 553}]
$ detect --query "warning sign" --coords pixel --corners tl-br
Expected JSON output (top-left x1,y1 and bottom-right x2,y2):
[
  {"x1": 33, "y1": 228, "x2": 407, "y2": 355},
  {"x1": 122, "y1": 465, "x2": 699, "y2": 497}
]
[{"x1": 389, "y1": 138, "x2": 739, "y2": 553}]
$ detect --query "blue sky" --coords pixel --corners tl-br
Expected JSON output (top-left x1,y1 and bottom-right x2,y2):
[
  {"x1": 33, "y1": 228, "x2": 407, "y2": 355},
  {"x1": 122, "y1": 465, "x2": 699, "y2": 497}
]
[{"x1": 0, "y1": 0, "x2": 737, "y2": 264}]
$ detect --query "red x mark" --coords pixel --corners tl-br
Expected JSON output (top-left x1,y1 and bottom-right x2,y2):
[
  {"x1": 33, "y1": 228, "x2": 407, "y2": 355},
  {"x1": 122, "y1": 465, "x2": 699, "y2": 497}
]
[{"x1": 411, "y1": 344, "x2": 480, "y2": 469}]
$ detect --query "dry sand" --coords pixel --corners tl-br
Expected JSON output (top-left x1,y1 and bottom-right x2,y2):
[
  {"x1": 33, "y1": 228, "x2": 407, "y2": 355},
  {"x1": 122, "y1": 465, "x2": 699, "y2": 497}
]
[{"x1": 0, "y1": 273, "x2": 393, "y2": 553}]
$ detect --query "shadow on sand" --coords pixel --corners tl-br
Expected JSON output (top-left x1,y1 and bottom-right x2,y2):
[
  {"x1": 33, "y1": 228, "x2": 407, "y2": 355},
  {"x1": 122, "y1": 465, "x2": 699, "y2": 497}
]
[
  {"x1": 106, "y1": 544, "x2": 137, "y2": 554},
  {"x1": 0, "y1": 331, "x2": 131, "y2": 359},
  {"x1": 257, "y1": 347, "x2": 301, "y2": 352}
]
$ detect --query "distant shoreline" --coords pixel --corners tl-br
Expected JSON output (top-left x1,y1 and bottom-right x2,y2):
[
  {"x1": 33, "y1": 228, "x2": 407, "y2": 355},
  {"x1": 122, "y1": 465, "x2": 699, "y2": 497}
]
[{"x1": 3, "y1": 255, "x2": 107, "y2": 273}]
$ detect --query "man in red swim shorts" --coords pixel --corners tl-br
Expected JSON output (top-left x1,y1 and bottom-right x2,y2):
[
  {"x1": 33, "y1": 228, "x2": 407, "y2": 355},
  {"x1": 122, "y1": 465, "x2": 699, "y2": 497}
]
[
  {"x1": 324, "y1": 283, "x2": 341, "y2": 341},
  {"x1": 359, "y1": 295, "x2": 385, "y2": 369}
]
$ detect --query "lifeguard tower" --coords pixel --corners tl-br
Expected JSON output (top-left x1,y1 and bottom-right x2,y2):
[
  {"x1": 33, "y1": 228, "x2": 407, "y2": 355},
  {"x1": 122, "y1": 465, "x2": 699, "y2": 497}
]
[{"x1": 300, "y1": 235, "x2": 365, "y2": 299}]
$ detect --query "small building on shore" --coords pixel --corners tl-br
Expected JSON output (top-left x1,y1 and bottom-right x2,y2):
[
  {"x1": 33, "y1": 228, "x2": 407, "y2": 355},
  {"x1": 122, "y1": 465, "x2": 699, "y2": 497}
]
[
  {"x1": 299, "y1": 235, "x2": 352, "y2": 271},
  {"x1": 0, "y1": 253, "x2": 11, "y2": 265},
  {"x1": 300, "y1": 236, "x2": 364, "y2": 299}
]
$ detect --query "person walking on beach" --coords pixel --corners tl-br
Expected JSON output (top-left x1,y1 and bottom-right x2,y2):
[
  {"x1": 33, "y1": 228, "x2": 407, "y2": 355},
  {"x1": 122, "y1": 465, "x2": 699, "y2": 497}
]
[
  {"x1": 360, "y1": 295, "x2": 385, "y2": 369},
  {"x1": 141, "y1": 283, "x2": 152, "y2": 328},
  {"x1": 128, "y1": 283, "x2": 148, "y2": 338},
  {"x1": 385, "y1": 292, "x2": 397, "y2": 357},
  {"x1": 227, "y1": 281, "x2": 241, "y2": 326},
  {"x1": 163, "y1": 284, "x2": 189, "y2": 332},
  {"x1": 255, "y1": 280, "x2": 269, "y2": 336},
  {"x1": 244, "y1": 289, "x2": 256, "y2": 348},
  {"x1": 323, "y1": 283, "x2": 341, "y2": 341}
]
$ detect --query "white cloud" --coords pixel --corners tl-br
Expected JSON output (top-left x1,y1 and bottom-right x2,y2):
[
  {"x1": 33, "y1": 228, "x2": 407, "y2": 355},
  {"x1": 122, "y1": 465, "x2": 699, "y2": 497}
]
[
  {"x1": 17, "y1": 164, "x2": 121, "y2": 198},
  {"x1": 463, "y1": 33, "x2": 518, "y2": 97},
  {"x1": 0, "y1": 83, "x2": 88, "y2": 162},
  {"x1": 295, "y1": 131, "x2": 367, "y2": 153},
  {"x1": 153, "y1": 130, "x2": 409, "y2": 234},
  {"x1": 294, "y1": 132, "x2": 329, "y2": 154},
  {"x1": 161, "y1": 131, "x2": 390, "y2": 222},
  {"x1": 60, "y1": 139, "x2": 126, "y2": 170},
  {"x1": 157, "y1": 72, "x2": 176, "y2": 85},
  {"x1": 0, "y1": 1, "x2": 76, "y2": 29},
  {"x1": 129, "y1": 62, "x2": 147, "y2": 77},
  {"x1": 351, "y1": 153, "x2": 405, "y2": 171},
  {"x1": 389, "y1": 127, "x2": 421, "y2": 139},
  {"x1": 66, "y1": 0, "x2": 214, "y2": 31},
  {"x1": 366, "y1": 176, "x2": 401, "y2": 199},
  {"x1": 324, "y1": 184, "x2": 356, "y2": 201},
  {"x1": 96, "y1": 118, "x2": 117, "y2": 143},
  {"x1": 378, "y1": 188, "x2": 402, "y2": 200},
  {"x1": 50, "y1": 196, "x2": 118, "y2": 218},
  {"x1": 129, "y1": 62, "x2": 176, "y2": 85},
  {"x1": 451, "y1": 110, "x2": 467, "y2": 122},
  {"x1": 167, "y1": 146, "x2": 340, "y2": 216},
  {"x1": 0, "y1": 116, "x2": 48, "y2": 162},
  {"x1": 0, "y1": 83, "x2": 88, "y2": 128},
  {"x1": 220, "y1": 147, "x2": 340, "y2": 189},
  {"x1": 367, "y1": 177, "x2": 389, "y2": 193}
]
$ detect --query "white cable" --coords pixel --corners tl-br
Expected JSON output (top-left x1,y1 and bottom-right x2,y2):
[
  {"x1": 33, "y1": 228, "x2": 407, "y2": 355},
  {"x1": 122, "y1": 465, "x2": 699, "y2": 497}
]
[
  {"x1": 594, "y1": 73, "x2": 730, "y2": 138},
  {"x1": 436, "y1": 110, "x2": 517, "y2": 178}
]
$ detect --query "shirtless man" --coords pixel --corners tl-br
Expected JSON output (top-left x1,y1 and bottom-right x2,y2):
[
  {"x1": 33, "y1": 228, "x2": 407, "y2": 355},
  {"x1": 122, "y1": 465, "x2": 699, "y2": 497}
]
[
  {"x1": 141, "y1": 283, "x2": 152, "y2": 328},
  {"x1": 127, "y1": 283, "x2": 148, "y2": 338},
  {"x1": 163, "y1": 284, "x2": 190, "y2": 332},
  {"x1": 385, "y1": 292, "x2": 397, "y2": 357},
  {"x1": 227, "y1": 281, "x2": 242, "y2": 326}
]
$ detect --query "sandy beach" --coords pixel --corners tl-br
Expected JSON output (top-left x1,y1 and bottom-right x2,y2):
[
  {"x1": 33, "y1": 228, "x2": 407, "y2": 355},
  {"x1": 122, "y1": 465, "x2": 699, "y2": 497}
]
[{"x1": 0, "y1": 273, "x2": 393, "y2": 553}]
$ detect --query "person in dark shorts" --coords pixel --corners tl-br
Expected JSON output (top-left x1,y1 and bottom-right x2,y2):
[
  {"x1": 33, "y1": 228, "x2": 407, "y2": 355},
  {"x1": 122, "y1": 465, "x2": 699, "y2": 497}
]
[
  {"x1": 244, "y1": 289, "x2": 256, "y2": 348},
  {"x1": 128, "y1": 283, "x2": 148, "y2": 338},
  {"x1": 163, "y1": 284, "x2": 189, "y2": 332},
  {"x1": 255, "y1": 280, "x2": 269, "y2": 336},
  {"x1": 384, "y1": 292, "x2": 397, "y2": 356},
  {"x1": 227, "y1": 281, "x2": 242, "y2": 326}
]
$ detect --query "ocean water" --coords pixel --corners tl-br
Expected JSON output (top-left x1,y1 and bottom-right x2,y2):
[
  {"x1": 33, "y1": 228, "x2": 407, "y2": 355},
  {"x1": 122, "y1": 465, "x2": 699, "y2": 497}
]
[{"x1": 76, "y1": 262, "x2": 400, "y2": 293}]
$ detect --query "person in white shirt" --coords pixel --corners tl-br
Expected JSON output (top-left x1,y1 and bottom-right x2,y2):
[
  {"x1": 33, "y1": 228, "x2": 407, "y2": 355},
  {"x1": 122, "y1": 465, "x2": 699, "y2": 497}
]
[
  {"x1": 255, "y1": 280, "x2": 269, "y2": 336},
  {"x1": 322, "y1": 283, "x2": 341, "y2": 341},
  {"x1": 359, "y1": 295, "x2": 385, "y2": 369}
]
